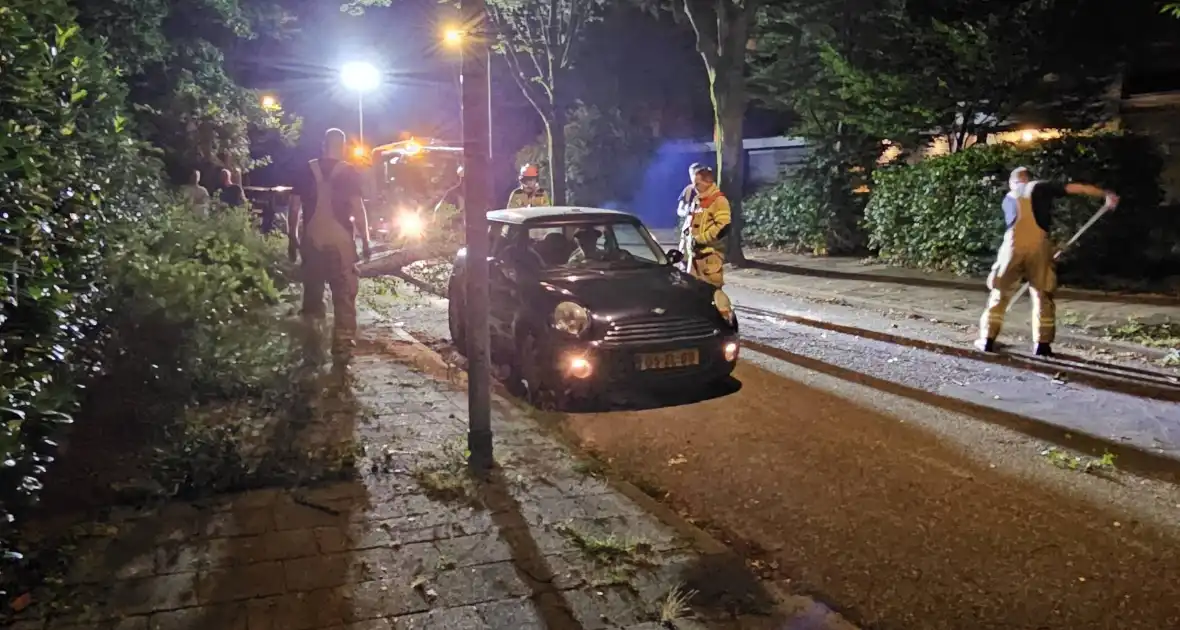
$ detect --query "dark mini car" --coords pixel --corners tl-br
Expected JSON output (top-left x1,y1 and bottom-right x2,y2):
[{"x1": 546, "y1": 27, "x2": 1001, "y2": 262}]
[{"x1": 447, "y1": 206, "x2": 739, "y2": 408}]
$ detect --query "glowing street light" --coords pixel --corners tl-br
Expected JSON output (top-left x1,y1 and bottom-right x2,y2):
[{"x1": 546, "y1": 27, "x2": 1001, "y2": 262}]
[
  {"x1": 443, "y1": 28, "x2": 464, "y2": 46},
  {"x1": 353, "y1": 145, "x2": 367, "y2": 159},
  {"x1": 261, "y1": 94, "x2": 278, "y2": 109},
  {"x1": 341, "y1": 61, "x2": 381, "y2": 145}
]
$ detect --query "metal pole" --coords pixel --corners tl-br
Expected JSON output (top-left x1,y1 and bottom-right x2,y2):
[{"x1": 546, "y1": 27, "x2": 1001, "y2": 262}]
[
  {"x1": 460, "y1": 0, "x2": 494, "y2": 472},
  {"x1": 358, "y1": 94, "x2": 365, "y2": 146},
  {"x1": 487, "y1": 54, "x2": 493, "y2": 162}
]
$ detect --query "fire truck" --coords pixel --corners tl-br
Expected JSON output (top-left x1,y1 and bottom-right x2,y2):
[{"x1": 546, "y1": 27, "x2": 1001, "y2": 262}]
[{"x1": 363, "y1": 138, "x2": 464, "y2": 243}]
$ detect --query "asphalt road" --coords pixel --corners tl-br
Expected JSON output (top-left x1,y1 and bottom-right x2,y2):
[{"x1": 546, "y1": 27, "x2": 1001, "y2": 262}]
[{"x1": 359, "y1": 278, "x2": 1180, "y2": 630}]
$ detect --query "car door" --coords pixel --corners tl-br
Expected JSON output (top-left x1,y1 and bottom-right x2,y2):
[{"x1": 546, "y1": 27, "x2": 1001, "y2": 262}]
[{"x1": 486, "y1": 224, "x2": 517, "y2": 349}]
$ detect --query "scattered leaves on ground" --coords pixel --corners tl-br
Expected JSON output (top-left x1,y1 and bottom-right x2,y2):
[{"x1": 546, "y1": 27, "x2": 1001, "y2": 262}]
[
  {"x1": 1041, "y1": 447, "x2": 1117, "y2": 475},
  {"x1": 1103, "y1": 318, "x2": 1180, "y2": 349},
  {"x1": 411, "y1": 438, "x2": 478, "y2": 505}
]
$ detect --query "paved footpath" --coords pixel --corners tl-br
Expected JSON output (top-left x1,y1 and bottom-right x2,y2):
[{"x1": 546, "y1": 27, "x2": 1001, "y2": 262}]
[{"x1": 8, "y1": 310, "x2": 848, "y2": 630}]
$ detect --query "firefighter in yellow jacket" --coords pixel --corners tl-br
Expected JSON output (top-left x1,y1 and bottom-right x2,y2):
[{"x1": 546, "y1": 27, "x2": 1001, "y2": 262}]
[
  {"x1": 686, "y1": 167, "x2": 731, "y2": 287},
  {"x1": 507, "y1": 164, "x2": 550, "y2": 208}
]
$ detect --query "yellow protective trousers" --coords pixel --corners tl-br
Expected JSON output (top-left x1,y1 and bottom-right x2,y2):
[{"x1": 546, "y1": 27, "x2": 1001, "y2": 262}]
[
  {"x1": 301, "y1": 244, "x2": 359, "y2": 357},
  {"x1": 690, "y1": 252, "x2": 725, "y2": 288},
  {"x1": 978, "y1": 237, "x2": 1057, "y2": 344}
]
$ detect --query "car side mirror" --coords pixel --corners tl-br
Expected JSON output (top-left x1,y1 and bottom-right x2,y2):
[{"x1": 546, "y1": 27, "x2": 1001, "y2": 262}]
[{"x1": 666, "y1": 249, "x2": 685, "y2": 265}]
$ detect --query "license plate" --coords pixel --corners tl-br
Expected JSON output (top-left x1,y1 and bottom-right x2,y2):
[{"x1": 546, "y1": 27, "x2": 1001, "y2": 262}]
[{"x1": 634, "y1": 349, "x2": 699, "y2": 371}]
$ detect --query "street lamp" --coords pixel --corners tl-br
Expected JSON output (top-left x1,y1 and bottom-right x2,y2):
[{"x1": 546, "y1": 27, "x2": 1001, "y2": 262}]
[
  {"x1": 442, "y1": 27, "x2": 494, "y2": 160},
  {"x1": 341, "y1": 61, "x2": 381, "y2": 146},
  {"x1": 448, "y1": 15, "x2": 494, "y2": 472},
  {"x1": 261, "y1": 94, "x2": 278, "y2": 109}
]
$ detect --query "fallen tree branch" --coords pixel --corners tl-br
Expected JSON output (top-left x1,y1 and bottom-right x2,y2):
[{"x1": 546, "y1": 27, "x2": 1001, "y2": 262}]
[{"x1": 357, "y1": 244, "x2": 454, "y2": 278}]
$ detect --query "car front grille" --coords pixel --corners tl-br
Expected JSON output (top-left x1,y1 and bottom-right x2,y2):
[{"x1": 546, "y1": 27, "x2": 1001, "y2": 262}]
[{"x1": 601, "y1": 315, "x2": 719, "y2": 346}]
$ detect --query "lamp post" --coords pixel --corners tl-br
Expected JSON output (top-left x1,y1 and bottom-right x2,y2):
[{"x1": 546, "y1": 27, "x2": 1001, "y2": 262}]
[
  {"x1": 443, "y1": 28, "x2": 494, "y2": 161},
  {"x1": 341, "y1": 61, "x2": 381, "y2": 146},
  {"x1": 451, "y1": 14, "x2": 494, "y2": 472}
]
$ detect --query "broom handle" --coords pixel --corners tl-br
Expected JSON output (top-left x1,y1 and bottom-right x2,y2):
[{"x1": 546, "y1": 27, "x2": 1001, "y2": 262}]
[{"x1": 1004, "y1": 204, "x2": 1112, "y2": 313}]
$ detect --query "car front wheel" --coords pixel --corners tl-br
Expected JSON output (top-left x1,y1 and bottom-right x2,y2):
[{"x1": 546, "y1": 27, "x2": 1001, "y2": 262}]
[{"x1": 447, "y1": 279, "x2": 467, "y2": 356}]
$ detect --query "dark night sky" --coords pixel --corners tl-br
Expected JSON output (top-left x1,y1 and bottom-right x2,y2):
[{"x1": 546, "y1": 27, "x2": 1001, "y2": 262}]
[
  {"x1": 243, "y1": 0, "x2": 538, "y2": 189},
  {"x1": 240, "y1": 0, "x2": 786, "y2": 206}
]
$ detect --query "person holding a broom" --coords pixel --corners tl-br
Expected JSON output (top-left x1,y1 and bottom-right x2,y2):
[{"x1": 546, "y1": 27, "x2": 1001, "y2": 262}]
[{"x1": 976, "y1": 166, "x2": 1118, "y2": 357}]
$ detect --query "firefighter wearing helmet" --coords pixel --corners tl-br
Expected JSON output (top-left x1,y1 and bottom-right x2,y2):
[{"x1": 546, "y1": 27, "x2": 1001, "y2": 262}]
[
  {"x1": 507, "y1": 163, "x2": 550, "y2": 208},
  {"x1": 685, "y1": 166, "x2": 731, "y2": 287}
]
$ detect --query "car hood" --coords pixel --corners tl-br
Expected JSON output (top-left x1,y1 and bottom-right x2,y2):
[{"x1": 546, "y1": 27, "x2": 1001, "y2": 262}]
[{"x1": 538, "y1": 266, "x2": 716, "y2": 318}]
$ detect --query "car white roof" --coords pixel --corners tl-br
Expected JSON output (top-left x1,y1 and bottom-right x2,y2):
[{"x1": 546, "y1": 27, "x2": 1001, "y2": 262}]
[{"x1": 485, "y1": 206, "x2": 637, "y2": 225}]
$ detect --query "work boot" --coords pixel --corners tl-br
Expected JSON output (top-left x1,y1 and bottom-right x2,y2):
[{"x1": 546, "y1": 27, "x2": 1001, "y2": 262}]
[
  {"x1": 974, "y1": 338, "x2": 996, "y2": 353},
  {"x1": 1034, "y1": 342, "x2": 1053, "y2": 357}
]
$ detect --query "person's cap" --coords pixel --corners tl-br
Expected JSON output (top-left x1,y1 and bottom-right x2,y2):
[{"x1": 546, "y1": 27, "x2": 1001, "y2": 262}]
[
  {"x1": 1009, "y1": 166, "x2": 1031, "y2": 184},
  {"x1": 689, "y1": 163, "x2": 704, "y2": 174}
]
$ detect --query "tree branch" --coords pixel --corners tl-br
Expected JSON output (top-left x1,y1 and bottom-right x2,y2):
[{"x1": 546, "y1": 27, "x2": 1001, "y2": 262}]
[
  {"x1": 514, "y1": 9, "x2": 554, "y2": 101},
  {"x1": 682, "y1": 0, "x2": 719, "y2": 70},
  {"x1": 560, "y1": 0, "x2": 588, "y2": 69},
  {"x1": 546, "y1": 0, "x2": 559, "y2": 97},
  {"x1": 487, "y1": 6, "x2": 549, "y2": 119}
]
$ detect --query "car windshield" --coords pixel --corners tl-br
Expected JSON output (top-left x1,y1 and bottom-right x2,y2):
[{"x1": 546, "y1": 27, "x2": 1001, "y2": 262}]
[{"x1": 515, "y1": 220, "x2": 668, "y2": 270}]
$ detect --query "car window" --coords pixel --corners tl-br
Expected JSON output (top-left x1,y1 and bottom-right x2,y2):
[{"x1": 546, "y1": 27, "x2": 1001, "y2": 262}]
[
  {"x1": 610, "y1": 223, "x2": 661, "y2": 263},
  {"x1": 521, "y1": 220, "x2": 666, "y2": 270}
]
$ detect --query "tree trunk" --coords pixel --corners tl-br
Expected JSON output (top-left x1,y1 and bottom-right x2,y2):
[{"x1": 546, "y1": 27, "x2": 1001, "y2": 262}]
[
  {"x1": 546, "y1": 103, "x2": 568, "y2": 205},
  {"x1": 708, "y1": 45, "x2": 750, "y2": 265}
]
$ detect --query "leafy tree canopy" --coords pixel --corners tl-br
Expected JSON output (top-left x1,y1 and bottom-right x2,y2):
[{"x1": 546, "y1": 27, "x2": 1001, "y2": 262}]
[
  {"x1": 74, "y1": 0, "x2": 301, "y2": 178},
  {"x1": 753, "y1": 0, "x2": 1154, "y2": 154}
]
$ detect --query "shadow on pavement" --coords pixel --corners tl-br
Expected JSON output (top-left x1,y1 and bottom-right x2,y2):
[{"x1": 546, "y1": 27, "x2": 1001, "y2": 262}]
[
  {"x1": 478, "y1": 469, "x2": 586, "y2": 630},
  {"x1": 567, "y1": 376, "x2": 744, "y2": 414}
]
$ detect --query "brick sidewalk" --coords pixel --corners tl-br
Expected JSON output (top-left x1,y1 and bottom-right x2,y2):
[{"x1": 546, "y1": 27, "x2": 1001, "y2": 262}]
[{"x1": 8, "y1": 313, "x2": 830, "y2": 629}]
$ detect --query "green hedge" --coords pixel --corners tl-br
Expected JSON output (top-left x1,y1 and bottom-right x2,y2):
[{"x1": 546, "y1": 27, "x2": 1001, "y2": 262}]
[
  {"x1": 864, "y1": 132, "x2": 1167, "y2": 276},
  {"x1": 107, "y1": 207, "x2": 295, "y2": 401},
  {"x1": 744, "y1": 158, "x2": 869, "y2": 255},
  {"x1": 1, "y1": 0, "x2": 157, "y2": 571}
]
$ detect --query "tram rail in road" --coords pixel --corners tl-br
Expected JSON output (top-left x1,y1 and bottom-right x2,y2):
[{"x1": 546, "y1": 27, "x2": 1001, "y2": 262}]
[{"x1": 736, "y1": 304, "x2": 1180, "y2": 403}]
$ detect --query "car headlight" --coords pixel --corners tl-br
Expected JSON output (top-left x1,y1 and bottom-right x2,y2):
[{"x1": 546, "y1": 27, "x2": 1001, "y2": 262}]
[
  {"x1": 553, "y1": 301, "x2": 590, "y2": 336},
  {"x1": 713, "y1": 289, "x2": 734, "y2": 321}
]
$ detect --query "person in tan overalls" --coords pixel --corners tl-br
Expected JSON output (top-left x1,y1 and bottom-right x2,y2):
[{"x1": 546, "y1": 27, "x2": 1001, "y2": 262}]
[
  {"x1": 976, "y1": 166, "x2": 1117, "y2": 356},
  {"x1": 288, "y1": 128, "x2": 372, "y2": 363},
  {"x1": 685, "y1": 167, "x2": 731, "y2": 287}
]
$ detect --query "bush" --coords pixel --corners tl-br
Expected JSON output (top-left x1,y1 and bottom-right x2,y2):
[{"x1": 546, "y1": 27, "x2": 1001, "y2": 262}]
[
  {"x1": 744, "y1": 158, "x2": 869, "y2": 255},
  {"x1": 106, "y1": 206, "x2": 297, "y2": 401},
  {"x1": 864, "y1": 132, "x2": 1167, "y2": 277},
  {"x1": 0, "y1": 0, "x2": 157, "y2": 575}
]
